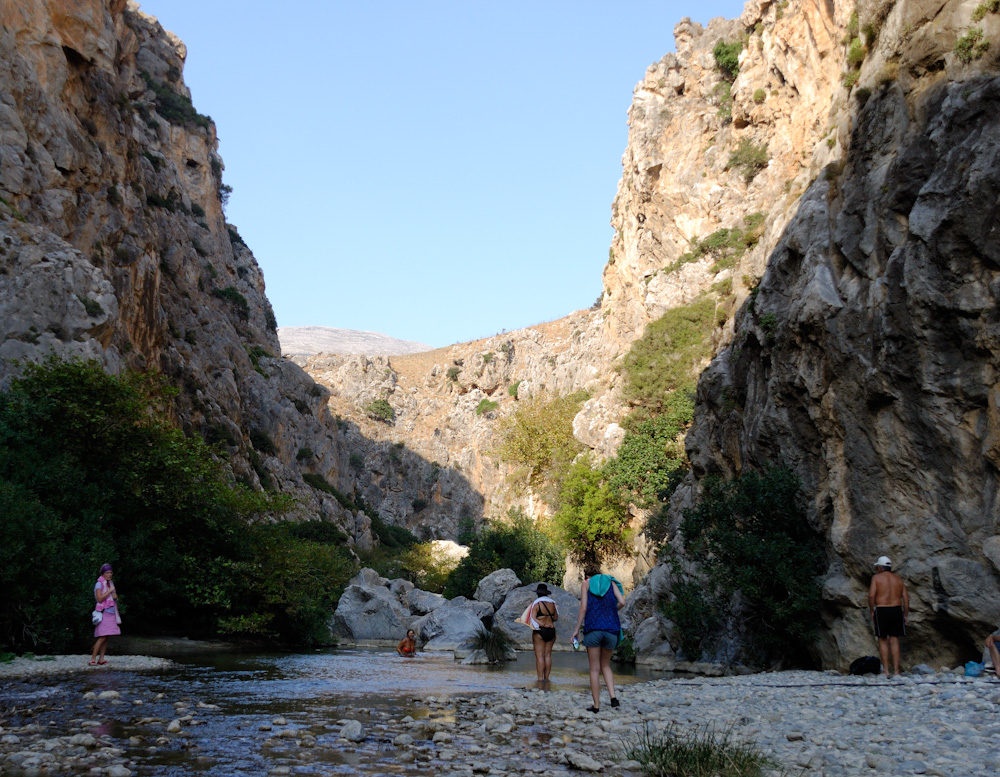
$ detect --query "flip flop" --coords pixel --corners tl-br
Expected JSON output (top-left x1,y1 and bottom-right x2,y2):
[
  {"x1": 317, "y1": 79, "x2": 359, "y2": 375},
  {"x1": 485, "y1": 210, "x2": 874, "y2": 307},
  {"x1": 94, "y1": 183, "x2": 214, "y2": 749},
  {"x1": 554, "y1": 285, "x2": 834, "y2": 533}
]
[
  {"x1": 97, "y1": 660, "x2": 108, "y2": 665},
  {"x1": 88, "y1": 661, "x2": 97, "y2": 666}
]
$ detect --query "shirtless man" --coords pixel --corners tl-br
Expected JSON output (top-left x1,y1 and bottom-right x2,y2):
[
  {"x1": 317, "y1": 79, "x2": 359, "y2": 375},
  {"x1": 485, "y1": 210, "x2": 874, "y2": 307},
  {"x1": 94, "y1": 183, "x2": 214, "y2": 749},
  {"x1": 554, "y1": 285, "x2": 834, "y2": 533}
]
[{"x1": 868, "y1": 556, "x2": 909, "y2": 677}]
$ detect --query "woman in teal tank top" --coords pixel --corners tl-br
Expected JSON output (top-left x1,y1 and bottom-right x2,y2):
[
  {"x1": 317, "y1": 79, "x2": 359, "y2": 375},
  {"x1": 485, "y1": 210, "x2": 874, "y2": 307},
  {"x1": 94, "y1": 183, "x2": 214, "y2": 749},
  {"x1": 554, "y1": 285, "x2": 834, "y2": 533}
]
[{"x1": 570, "y1": 564, "x2": 626, "y2": 713}]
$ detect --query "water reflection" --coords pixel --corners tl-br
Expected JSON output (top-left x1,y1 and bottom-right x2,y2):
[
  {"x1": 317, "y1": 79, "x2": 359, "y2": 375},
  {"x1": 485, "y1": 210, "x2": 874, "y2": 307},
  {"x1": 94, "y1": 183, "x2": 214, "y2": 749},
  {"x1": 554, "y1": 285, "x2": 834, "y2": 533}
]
[{"x1": 2, "y1": 648, "x2": 662, "y2": 776}]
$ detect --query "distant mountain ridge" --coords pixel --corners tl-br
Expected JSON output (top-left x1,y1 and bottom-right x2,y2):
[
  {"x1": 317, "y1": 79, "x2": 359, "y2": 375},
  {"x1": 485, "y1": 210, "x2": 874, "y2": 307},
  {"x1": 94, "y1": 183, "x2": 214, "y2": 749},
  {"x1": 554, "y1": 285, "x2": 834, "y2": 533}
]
[{"x1": 278, "y1": 326, "x2": 433, "y2": 356}]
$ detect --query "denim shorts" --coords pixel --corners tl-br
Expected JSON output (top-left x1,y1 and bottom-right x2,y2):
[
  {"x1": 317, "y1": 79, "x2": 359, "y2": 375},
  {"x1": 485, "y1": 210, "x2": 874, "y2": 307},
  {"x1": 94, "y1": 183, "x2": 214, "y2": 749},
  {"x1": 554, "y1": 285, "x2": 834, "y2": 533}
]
[{"x1": 582, "y1": 630, "x2": 619, "y2": 650}]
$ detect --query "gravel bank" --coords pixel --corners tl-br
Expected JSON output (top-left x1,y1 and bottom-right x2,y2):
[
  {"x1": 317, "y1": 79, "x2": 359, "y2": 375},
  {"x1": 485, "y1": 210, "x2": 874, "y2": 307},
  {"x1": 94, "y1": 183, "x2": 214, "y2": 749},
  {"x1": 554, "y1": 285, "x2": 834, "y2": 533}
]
[
  {"x1": 0, "y1": 654, "x2": 173, "y2": 679},
  {"x1": 3, "y1": 664, "x2": 999, "y2": 776}
]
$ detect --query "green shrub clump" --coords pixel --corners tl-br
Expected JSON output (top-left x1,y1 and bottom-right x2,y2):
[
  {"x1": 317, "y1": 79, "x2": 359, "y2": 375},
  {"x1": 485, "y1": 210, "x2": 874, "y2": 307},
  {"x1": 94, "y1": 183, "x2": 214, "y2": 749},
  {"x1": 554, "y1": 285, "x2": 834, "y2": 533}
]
[
  {"x1": 665, "y1": 466, "x2": 824, "y2": 666},
  {"x1": 491, "y1": 390, "x2": 590, "y2": 494},
  {"x1": 212, "y1": 286, "x2": 250, "y2": 319},
  {"x1": 726, "y1": 139, "x2": 770, "y2": 182},
  {"x1": 139, "y1": 71, "x2": 211, "y2": 130},
  {"x1": 973, "y1": 0, "x2": 1000, "y2": 21},
  {"x1": 603, "y1": 392, "x2": 693, "y2": 507},
  {"x1": 475, "y1": 398, "x2": 499, "y2": 416},
  {"x1": 753, "y1": 88, "x2": 766, "y2": 103},
  {"x1": 0, "y1": 358, "x2": 353, "y2": 652},
  {"x1": 713, "y1": 40, "x2": 743, "y2": 82},
  {"x1": 955, "y1": 28, "x2": 990, "y2": 62},
  {"x1": 552, "y1": 459, "x2": 632, "y2": 569},
  {"x1": 444, "y1": 509, "x2": 565, "y2": 599},
  {"x1": 365, "y1": 399, "x2": 395, "y2": 423},
  {"x1": 618, "y1": 296, "x2": 717, "y2": 420},
  {"x1": 663, "y1": 213, "x2": 765, "y2": 276}
]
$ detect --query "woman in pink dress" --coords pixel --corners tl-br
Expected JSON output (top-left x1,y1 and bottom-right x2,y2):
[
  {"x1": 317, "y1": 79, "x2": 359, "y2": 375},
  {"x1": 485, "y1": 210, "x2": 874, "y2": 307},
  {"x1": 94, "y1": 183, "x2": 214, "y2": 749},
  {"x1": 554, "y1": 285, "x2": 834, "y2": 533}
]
[{"x1": 90, "y1": 564, "x2": 120, "y2": 665}]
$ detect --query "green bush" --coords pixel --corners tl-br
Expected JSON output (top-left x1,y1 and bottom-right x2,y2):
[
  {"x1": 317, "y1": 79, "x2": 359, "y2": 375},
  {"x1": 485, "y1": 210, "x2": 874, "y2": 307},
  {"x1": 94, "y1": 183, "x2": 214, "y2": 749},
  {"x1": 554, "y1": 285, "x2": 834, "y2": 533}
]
[
  {"x1": 365, "y1": 399, "x2": 395, "y2": 423},
  {"x1": 0, "y1": 358, "x2": 357, "y2": 652},
  {"x1": 446, "y1": 366, "x2": 461, "y2": 382},
  {"x1": 77, "y1": 295, "x2": 104, "y2": 318},
  {"x1": 671, "y1": 467, "x2": 824, "y2": 666},
  {"x1": 212, "y1": 286, "x2": 249, "y2": 319},
  {"x1": 713, "y1": 40, "x2": 743, "y2": 82},
  {"x1": 753, "y1": 88, "x2": 766, "y2": 103},
  {"x1": 841, "y1": 69, "x2": 861, "y2": 88},
  {"x1": 553, "y1": 459, "x2": 632, "y2": 568},
  {"x1": 249, "y1": 428, "x2": 277, "y2": 455},
  {"x1": 618, "y1": 296, "x2": 717, "y2": 419},
  {"x1": 955, "y1": 28, "x2": 990, "y2": 62},
  {"x1": 603, "y1": 392, "x2": 693, "y2": 507},
  {"x1": 444, "y1": 509, "x2": 565, "y2": 599},
  {"x1": 846, "y1": 37, "x2": 867, "y2": 67},
  {"x1": 663, "y1": 214, "x2": 765, "y2": 276},
  {"x1": 396, "y1": 542, "x2": 460, "y2": 593},
  {"x1": 139, "y1": 71, "x2": 211, "y2": 130},
  {"x1": 349, "y1": 453, "x2": 365, "y2": 471},
  {"x1": 475, "y1": 398, "x2": 499, "y2": 416},
  {"x1": 713, "y1": 81, "x2": 733, "y2": 121},
  {"x1": 726, "y1": 139, "x2": 770, "y2": 182},
  {"x1": 508, "y1": 380, "x2": 522, "y2": 398},
  {"x1": 973, "y1": 0, "x2": 1000, "y2": 21},
  {"x1": 491, "y1": 390, "x2": 589, "y2": 493}
]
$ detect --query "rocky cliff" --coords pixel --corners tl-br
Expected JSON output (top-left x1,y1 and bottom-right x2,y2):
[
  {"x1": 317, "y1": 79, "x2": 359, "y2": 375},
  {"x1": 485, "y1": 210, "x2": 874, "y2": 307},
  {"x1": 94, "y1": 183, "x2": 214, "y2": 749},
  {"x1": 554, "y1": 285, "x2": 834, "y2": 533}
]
[
  {"x1": 0, "y1": 0, "x2": 400, "y2": 546},
  {"x1": 5, "y1": 0, "x2": 999, "y2": 670},
  {"x1": 624, "y1": 0, "x2": 1000, "y2": 670}
]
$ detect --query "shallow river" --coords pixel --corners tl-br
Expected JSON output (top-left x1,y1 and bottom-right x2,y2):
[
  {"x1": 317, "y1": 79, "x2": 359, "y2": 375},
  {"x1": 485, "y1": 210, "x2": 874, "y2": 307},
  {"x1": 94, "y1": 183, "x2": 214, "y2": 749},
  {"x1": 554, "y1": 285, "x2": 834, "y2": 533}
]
[{"x1": 2, "y1": 649, "x2": 662, "y2": 775}]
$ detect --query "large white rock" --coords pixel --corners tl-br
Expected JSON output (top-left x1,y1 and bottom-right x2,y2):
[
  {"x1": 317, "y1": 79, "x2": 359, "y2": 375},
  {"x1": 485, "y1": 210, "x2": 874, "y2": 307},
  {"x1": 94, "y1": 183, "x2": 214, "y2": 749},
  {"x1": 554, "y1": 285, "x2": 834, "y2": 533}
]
[
  {"x1": 474, "y1": 569, "x2": 521, "y2": 610},
  {"x1": 413, "y1": 597, "x2": 493, "y2": 651},
  {"x1": 332, "y1": 583, "x2": 413, "y2": 643}
]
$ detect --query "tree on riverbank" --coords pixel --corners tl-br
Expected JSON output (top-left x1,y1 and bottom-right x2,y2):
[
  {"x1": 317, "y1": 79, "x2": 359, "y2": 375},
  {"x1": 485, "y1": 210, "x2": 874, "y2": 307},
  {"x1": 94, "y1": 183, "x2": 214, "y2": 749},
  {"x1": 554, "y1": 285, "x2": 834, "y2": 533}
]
[{"x1": 0, "y1": 358, "x2": 353, "y2": 653}]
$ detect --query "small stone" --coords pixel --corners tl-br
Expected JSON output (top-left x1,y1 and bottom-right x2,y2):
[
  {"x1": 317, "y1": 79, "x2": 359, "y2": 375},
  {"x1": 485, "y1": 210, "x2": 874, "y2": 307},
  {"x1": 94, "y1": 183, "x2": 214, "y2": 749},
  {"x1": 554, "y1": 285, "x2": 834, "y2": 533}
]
[
  {"x1": 166, "y1": 720, "x2": 182, "y2": 733},
  {"x1": 340, "y1": 720, "x2": 365, "y2": 743}
]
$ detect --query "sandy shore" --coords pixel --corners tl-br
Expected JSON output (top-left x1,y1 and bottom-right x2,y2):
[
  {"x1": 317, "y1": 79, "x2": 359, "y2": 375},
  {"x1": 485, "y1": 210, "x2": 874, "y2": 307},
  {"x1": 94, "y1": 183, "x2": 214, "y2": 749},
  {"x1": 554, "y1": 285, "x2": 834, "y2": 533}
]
[{"x1": 0, "y1": 654, "x2": 173, "y2": 678}]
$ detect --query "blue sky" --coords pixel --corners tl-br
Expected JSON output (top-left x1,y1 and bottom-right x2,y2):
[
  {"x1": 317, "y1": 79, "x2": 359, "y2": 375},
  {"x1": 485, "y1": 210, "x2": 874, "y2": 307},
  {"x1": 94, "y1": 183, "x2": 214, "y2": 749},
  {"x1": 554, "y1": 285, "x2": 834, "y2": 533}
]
[{"x1": 137, "y1": 1, "x2": 747, "y2": 347}]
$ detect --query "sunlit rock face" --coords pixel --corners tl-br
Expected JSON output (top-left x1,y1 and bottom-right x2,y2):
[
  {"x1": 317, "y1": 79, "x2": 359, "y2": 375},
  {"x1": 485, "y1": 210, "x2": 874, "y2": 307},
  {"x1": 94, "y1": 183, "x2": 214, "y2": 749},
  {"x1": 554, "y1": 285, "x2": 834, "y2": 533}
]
[{"x1": 647, "y1": 0, "x2": 1000, "y2": 669}]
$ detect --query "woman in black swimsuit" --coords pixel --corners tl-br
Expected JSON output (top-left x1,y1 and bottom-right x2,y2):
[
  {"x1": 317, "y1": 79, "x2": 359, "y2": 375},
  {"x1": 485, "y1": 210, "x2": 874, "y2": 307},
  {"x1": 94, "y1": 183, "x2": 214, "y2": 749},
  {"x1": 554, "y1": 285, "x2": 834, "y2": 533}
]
[{"x1": 529, "y1": 583, "x2": 559, "y2": 683}]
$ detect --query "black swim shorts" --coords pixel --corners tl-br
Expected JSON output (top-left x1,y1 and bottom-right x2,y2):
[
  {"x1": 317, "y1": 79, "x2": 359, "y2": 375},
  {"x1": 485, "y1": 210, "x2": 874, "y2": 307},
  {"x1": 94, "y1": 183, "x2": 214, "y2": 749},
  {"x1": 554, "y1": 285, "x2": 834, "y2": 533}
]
[{"x1": 873, "y1": 606, "x2": 906, "y2": 638}]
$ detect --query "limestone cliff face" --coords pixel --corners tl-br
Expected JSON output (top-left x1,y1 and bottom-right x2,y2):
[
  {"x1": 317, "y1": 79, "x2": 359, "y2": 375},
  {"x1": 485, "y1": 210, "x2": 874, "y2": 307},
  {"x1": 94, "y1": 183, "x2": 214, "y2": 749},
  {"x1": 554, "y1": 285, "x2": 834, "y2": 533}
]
[
  {"x1": 293, "y1": 310, "x2": 610, "y2": 537},
  {"x1": 0, "y1": 0, "x2": 372, "y2": 542},
  {"x1": 628, "y1": 0, "x2": 1000, "y2": 669}
]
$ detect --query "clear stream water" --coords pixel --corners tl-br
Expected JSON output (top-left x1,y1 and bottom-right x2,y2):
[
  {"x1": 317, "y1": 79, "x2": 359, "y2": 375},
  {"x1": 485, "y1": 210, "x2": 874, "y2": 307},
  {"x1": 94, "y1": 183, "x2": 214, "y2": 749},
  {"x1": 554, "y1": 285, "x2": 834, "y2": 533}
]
[{"x1": 2, "y1": 649, "x2": 662, "y2": 775}]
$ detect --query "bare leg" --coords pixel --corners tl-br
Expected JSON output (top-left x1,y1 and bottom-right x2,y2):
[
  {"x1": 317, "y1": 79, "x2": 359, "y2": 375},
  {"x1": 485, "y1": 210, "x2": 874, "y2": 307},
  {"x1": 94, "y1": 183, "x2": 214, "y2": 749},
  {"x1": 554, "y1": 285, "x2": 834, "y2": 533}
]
[
  {"x1": 600, "y1": 647, "x2": 617, "y2": 702},
  {"x1": 889, "y1": 636, "x2": 901, "y2": 676},
  {"x1": 877, "y1": 636, "x2": 890, "y2": 677},
  {"x1": 91, "y1": 636, "x2": 107, "y2": 663},
  {"x1": 586, "y1": 646, "x2": 602, "y2": 708},
  {"x1": 532, "y1": 633, "x2": 546, "y2": 681},
  {"x1": 986, "y1": 636, "x2": 1000, "y2": 679},
  {"x1": 542, "y1": 639, "x2": 554, "y2": 681}
]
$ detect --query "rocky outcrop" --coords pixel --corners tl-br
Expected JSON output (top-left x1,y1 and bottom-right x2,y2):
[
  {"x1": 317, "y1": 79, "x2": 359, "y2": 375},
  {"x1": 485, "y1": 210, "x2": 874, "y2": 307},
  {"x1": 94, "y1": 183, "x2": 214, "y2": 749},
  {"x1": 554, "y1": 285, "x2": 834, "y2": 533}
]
[
  {"x1": 649, "y1": 0, "x2": 1000, "y2": 669},
  {"x1": 0, "y1": 0, "x2": 456, "y2": 549}
]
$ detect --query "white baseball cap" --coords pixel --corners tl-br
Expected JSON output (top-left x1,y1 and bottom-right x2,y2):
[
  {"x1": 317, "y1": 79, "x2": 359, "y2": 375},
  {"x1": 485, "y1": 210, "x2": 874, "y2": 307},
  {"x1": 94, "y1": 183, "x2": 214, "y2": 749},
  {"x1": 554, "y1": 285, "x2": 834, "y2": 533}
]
[{"x1": 874, "y1": 555, "x2": 892, "y2": 568}]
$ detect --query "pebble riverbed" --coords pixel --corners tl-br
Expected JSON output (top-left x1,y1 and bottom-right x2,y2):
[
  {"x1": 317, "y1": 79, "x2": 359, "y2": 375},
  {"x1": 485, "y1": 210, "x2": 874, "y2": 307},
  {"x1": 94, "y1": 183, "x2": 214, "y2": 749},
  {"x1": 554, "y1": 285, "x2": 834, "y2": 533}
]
[{"x1": 2, "y1": 657, "x2": 999, "y2": 776}]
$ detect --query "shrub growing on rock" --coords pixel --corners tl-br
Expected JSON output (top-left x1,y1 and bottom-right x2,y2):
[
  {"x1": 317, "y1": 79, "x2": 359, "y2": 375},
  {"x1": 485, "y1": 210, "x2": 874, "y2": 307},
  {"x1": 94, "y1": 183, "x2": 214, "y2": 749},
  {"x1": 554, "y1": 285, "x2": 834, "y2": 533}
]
[
  {"x1": 443, "y1": 509, "x2": 564, "y2": 599},
  {"x1": 666, "y1": 466, "x2": 824, "y2": 667}
]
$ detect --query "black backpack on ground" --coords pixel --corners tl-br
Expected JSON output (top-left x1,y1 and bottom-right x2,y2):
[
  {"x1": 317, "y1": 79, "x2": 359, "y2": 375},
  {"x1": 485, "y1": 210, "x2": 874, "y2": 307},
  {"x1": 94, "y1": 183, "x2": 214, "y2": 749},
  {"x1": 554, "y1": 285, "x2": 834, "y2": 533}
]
[{"x1": 849, "y1": 656, "x2": 882, "y2": 675}]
